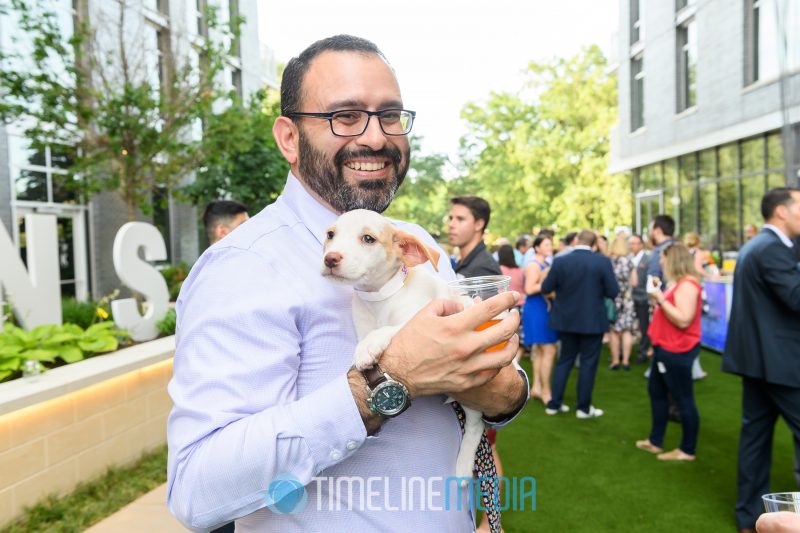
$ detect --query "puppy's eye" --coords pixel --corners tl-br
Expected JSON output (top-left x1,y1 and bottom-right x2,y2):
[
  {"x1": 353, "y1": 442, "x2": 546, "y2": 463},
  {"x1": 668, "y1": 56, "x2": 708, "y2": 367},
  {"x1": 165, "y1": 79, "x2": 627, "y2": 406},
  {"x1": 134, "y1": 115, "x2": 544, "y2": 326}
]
[
  {"x1": 326, "y1": 230, "x2": 335, "y2": 240},
  {"x1": 362, "y1": 234, "x2": 376, "y2": 244}
]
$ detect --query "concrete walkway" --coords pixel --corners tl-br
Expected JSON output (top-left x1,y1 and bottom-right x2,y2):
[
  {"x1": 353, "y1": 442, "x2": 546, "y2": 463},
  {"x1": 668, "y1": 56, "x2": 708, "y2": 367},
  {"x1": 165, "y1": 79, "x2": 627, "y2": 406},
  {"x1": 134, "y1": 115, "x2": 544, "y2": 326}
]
[{"x1": 85, "y1": 484, "x2": 188, "y2": 532}]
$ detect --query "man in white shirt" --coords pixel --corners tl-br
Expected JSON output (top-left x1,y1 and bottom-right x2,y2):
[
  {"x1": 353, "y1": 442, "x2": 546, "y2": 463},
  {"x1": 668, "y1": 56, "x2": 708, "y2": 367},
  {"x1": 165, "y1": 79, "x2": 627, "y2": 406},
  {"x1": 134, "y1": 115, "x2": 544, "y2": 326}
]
[{"x1": 167, "y1": 35, "x2": 528, "y2": 532}]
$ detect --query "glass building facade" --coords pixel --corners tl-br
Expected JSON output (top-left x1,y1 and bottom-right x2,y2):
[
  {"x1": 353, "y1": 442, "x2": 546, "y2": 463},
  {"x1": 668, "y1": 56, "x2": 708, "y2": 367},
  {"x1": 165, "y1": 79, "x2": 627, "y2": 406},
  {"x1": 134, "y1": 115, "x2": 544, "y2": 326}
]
[{"x1": 632, "y1": 131, "x2": 786, "y2": 252}]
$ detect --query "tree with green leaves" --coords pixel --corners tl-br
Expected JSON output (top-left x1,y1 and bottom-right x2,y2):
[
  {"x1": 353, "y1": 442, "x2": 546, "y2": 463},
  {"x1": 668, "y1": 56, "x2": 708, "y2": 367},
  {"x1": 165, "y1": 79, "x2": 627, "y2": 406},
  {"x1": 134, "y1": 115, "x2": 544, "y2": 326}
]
[
  {"x1": 0, "y1": 0, "x2": 254, "y2": 220},
  {"x1": 180, "y1": 88, "x2": 289, "y2": 215},
  {"x1": 383, "y1": 137, "x2": 451, "y2": 238},
  {"x1": 457, "y1": 45, "x2": 630, "y2": 238}
]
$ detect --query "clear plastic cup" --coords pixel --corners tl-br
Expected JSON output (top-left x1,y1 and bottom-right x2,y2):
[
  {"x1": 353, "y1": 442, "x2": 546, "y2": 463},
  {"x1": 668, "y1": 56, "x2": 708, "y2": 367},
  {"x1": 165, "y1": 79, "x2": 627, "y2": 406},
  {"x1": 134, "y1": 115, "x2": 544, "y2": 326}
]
[
  {"x1": 447, "y1": 275, "x2": 511, "y2": 352},
  {"x1": 762, "y1": 492, "x2": 800, "y2": 513}
]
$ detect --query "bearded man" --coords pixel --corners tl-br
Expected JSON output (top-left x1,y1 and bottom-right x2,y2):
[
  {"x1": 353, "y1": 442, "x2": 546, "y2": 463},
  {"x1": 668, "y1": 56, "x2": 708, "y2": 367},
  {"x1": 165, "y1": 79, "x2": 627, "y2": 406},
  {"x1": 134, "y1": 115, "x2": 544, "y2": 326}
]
[{"x1": 166, "y1": 35, "x2": 527, "y2": 532}]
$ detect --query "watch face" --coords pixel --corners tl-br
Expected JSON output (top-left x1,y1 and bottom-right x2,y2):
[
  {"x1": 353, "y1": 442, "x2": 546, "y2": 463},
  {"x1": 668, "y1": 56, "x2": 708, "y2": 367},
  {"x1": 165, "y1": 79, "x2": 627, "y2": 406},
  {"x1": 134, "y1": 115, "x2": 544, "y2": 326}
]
[{"x1": 371, "y1": 382, "x2": 408, "y2": 416}]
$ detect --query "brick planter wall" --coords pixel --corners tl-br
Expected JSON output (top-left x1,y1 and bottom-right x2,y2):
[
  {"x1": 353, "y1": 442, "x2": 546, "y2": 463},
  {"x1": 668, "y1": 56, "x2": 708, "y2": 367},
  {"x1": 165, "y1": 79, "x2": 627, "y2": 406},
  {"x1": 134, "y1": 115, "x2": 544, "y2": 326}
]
[{"x1": 0, "y1": 336, "x2": 175, "y2": 527}]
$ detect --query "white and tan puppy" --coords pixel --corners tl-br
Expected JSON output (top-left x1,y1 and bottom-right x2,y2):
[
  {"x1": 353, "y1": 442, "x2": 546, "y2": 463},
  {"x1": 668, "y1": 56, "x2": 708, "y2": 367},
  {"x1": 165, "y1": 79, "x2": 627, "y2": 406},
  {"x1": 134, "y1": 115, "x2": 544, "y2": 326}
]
[{"x1": 321, "y1": 209, "x2": 485, "y2": 480}]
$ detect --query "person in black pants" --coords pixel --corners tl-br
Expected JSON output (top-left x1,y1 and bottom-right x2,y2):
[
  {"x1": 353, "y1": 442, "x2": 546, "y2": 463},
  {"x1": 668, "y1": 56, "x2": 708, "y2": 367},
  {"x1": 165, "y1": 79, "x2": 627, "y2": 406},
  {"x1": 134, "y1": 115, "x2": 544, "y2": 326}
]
[
  {"x1": 628, "y1": 234, "x2": 651, "y2": 363},
  {"x1": 541, "y1": 230, "x2": 618, "y2": 419},
  {"x1": 635, "y1": 243, "x2": 703, "y2": 461},
  {"x1": 722, "y1": 188, "x2": 800, "y2": 533}
]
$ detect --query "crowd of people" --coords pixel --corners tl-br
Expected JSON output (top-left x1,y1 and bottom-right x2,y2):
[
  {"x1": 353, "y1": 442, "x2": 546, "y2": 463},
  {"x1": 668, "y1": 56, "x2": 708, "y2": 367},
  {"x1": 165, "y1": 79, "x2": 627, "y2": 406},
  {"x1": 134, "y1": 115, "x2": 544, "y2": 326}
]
[
  {"x1": 167, "y1": 34, "x2": 800, "y2": 533},
  {"x1": 442, "y1": 190, "x2": 800, "y2": 533}
]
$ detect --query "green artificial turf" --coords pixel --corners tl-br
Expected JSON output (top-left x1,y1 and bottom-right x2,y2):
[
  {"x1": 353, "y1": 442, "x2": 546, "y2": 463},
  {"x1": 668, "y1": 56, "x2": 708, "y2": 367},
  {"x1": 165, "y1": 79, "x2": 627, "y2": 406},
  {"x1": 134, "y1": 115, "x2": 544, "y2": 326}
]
[
  {"x1": 1, "y1": 445, "x2": 167, "y2": 533},
  {"x1": 497, "y1": 349, "x2": 796, "y2": 532}
]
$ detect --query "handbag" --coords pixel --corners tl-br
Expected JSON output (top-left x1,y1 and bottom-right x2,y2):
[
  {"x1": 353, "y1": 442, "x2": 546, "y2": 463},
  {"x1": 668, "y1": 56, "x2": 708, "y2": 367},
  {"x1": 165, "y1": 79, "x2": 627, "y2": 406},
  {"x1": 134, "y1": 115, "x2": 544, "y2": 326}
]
[{"x1": 604, "y1": 297, "x2": 617, "y2": 323}]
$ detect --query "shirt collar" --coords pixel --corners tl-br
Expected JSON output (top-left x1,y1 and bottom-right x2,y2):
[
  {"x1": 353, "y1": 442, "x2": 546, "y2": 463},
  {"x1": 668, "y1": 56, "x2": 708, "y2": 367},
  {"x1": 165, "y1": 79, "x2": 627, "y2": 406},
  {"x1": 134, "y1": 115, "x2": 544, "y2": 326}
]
[
  {"x1": 763, "y1": 224, "x2": 795, "y2": 248},
  {"x1": 457, "y1": 240, "x2": 488, "y2": 269},
  {"x1": 282, "y1": 172, "x2": 339, "y2": 246},
  {"x1": 573, "y1": 245, "x2": 592, "y2": 251}
]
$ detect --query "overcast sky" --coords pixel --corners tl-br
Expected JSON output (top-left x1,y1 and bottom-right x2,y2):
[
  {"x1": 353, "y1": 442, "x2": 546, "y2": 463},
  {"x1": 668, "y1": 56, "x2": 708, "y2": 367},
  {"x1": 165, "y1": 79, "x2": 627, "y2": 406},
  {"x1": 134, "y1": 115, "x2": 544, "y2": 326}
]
[{"x1": 259, "y1": 0, "x2": 619, "y2": 163}]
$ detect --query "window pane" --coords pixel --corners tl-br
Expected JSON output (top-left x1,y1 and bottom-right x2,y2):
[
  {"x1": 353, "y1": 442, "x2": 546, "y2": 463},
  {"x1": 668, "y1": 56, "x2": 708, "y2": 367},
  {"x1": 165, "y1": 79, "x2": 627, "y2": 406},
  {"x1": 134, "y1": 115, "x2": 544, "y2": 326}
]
[
  {"x1": 50, "y1": 146, "x2": 74, "y2": 169},
  {"x1": 8, "y1": 135, "x2": 45, "y2": 167},
  {"x1": 698, "y1": 149, "x2": 716, "y2": 179},
  {"x1": 741, "y1": 175, "x2": 764, "y2": 231},
  {"x1": 741, "y1": 137, "x2": 763, "y2": 173},
  {"x1": 758, "y1": 0, "x2": 780, "y2": 80},
  {"x1": 666, "y1": 188, "x2": 681, "y2": 233},
  {"x1": 630, "y1": 0, "x2": 642, "y2": 44},
  {"x1": 15, "y1": 169, "x2": 48, "y2": 201},
  {"x1": 52, "y1": 173, "x2": 79, "y2": 204},
  {"x1": 677, "y1": 21, "x2": 697, "y2": 111},
  {"x1": 766, "y1": 133, "x2": 783, "y2": 171},
  {"x1": 631, "y1": 57, "x2": 644, "y2": 131},
  {"x1": 640, "y1": 163, "x2": 661, "y2": 190},
  {"x1": 56, "y1": 217, "x2": 76, "y2": 293},
  {"x1": 679, "y1": 153, "x2": 697, "y2": 184},
  {"x1": 718, "y1": 143, "x2": 738, "y2": 177},
  {"x1": 664, "y1": 158, "x2": 679, "y2": 189},
  {"x1": 152, "y1": 186, "x2": 172, "y2": 263},
  {"x1": 680, "y1": 183, "x2": 697, "y2": 234},
  {"x1": 718, "y1": 178, "x2": 739, "y2": 250},
  {"x1": 768, "y1": 172, "x2": 786, "y2": 189},
  {"x1": 687, "y1": 21, "x2": 697, "y2": 107},
  {"x1": 699, "y1": 181, "x2": 718, "y2": 247}
]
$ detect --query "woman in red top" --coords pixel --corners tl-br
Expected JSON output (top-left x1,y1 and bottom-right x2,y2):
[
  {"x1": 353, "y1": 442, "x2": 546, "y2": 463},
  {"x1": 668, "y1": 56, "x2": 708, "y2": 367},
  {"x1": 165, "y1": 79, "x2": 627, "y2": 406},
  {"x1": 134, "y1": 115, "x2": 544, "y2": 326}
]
[{"x1": 635, "y1": 243, "x2": 702, "y2": 461}]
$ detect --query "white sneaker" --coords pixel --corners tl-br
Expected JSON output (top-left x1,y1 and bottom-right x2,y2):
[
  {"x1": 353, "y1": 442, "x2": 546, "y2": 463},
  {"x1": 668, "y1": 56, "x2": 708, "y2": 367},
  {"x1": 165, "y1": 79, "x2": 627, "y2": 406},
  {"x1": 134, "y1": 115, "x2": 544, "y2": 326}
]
[
  {"x1": 545, "y1": 404, "x2": 570, "y2": 416},
  {"x1": 576, "y1": 406, "x2": 604, "y2": 419}
]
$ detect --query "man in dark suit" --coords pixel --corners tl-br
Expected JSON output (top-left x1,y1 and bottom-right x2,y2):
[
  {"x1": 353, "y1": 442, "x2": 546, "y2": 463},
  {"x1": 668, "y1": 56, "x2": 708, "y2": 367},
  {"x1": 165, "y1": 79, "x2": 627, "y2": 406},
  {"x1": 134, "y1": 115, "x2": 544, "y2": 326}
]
[
  {"x1": 542, "y1": 230, "x2": 619, "y2": 418},
  {"x1": 722, "y1": 187, "x2": 800, "y2": 533},
  {"x1": 629, "y1": 233, "x2": 652, "y2": 363}
]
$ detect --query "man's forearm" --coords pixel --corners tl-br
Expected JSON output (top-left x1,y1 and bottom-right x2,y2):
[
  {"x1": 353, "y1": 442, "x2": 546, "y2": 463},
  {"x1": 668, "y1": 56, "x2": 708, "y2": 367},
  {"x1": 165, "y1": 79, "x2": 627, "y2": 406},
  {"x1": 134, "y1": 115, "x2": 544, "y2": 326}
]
[
  {"x1": 451, "y1": 364, "x2": 528, "y2": 418},
  {"x1": 348, "y1": 368, "x2": 386, "y2": 435}
]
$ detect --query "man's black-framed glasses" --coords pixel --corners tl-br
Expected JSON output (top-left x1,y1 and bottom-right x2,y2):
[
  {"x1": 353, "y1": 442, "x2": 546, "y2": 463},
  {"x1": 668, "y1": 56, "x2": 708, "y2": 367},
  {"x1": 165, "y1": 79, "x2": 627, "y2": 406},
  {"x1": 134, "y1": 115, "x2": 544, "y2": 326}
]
[{"x1": 286, "y1": 108, "x2": 416, "y2": 137}]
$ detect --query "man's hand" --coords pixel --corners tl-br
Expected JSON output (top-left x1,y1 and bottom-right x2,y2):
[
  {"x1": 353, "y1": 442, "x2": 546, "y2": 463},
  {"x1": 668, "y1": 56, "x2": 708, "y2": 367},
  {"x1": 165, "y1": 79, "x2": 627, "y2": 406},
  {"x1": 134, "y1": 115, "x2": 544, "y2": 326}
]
[
  {"x1": 449, "y1": 362, "x2": 527, "y2": 418},
  {"x1": 756, "y1": 512, "x2": 800, "y2": 533},
  {"x1": 380, "y1": 291, "x2": 521, "y2": 399}
]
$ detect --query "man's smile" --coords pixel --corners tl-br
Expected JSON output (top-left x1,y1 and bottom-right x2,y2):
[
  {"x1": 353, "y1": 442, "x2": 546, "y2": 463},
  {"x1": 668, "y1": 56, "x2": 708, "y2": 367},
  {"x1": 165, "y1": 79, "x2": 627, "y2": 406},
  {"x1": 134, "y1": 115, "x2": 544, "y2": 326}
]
[{"x1": 345, "y1": 160, "x2": 389, "y2": 171}]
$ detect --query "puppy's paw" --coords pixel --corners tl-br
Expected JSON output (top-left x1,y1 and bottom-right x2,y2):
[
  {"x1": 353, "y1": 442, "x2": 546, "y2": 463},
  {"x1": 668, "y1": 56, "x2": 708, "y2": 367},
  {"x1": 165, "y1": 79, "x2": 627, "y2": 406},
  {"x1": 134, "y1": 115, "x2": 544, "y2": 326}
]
[
  {"x1": 353, "y1": 329, "x2": 396, "y2": 370},
  {"x1": 353, "y1": 341, "x2": 378, "y2": 370}
]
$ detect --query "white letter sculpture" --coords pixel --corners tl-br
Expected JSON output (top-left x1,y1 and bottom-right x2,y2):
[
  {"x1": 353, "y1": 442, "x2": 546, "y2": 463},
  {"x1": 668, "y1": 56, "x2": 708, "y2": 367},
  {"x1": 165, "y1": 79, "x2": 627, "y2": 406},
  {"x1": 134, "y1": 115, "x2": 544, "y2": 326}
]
[
  {"x1": 111, "y1": 222, "x2": 169, "y2": 341},
  {"x1": 0, "y1": 214, "x2": 61, "y2": 329}
]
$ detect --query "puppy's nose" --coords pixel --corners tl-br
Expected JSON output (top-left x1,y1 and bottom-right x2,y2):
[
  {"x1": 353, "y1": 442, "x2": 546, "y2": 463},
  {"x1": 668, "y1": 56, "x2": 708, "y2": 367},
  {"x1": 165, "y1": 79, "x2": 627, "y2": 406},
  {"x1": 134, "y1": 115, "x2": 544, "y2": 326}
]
[{"x1": 324, "y1": 252, "x2": 342, "y2": 268}]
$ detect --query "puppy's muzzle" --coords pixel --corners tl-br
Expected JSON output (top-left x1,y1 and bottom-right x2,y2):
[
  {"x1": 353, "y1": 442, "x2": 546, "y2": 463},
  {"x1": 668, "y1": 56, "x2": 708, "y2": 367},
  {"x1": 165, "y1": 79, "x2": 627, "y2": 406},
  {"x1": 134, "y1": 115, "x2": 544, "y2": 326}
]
[{"x1": 324, "y1": 252, "x2": 342, "y2": 269}]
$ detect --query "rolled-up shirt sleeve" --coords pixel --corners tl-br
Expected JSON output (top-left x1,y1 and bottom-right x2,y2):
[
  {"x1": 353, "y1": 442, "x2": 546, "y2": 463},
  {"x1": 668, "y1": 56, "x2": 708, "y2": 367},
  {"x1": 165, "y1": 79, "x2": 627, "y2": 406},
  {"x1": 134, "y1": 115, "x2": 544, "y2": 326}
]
[{"x1": 166, "y1": 247, "x2": 366, "y2": 531}]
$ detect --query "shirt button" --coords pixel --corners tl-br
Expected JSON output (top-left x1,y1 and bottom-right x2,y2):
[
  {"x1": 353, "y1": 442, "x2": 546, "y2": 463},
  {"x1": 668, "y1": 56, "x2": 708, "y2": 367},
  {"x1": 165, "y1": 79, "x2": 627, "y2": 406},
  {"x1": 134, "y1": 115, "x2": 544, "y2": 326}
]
[
  {"x1": 330, "y1": 450, "x2": 342, "y2": 460},
  {"x1": 346, "y1": 440, "x2": 358, "y2": 451}
]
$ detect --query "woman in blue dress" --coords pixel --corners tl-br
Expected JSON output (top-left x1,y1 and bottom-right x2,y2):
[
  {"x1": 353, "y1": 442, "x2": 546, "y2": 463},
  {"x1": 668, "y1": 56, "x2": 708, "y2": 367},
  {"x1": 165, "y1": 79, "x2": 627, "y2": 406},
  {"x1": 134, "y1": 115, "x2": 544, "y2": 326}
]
[{"x1": 522, "y1": 234, "x2": 559, "y2": 406}]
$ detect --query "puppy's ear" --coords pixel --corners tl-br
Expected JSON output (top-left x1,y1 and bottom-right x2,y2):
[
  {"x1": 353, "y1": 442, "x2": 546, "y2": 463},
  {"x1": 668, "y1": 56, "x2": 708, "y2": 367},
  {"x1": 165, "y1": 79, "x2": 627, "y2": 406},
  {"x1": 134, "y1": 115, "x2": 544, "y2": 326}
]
[{"x1": 394, "y1": 230, "x2": 441, "y2": 272}]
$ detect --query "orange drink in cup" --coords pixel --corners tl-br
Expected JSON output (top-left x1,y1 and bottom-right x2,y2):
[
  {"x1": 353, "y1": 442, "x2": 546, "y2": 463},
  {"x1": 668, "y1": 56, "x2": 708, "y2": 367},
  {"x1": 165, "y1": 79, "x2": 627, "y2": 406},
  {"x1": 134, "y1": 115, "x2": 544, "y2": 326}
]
[{"x1": 447, "y1": 275, "x2": 512, "y2": 352}]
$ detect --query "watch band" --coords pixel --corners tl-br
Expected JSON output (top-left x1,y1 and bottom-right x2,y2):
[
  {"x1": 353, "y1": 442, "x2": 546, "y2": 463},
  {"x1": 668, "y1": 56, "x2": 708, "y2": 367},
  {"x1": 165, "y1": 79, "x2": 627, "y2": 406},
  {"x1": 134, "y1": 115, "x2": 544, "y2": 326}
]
[{"x1": 362, "y1": 365, "x2": 388, "y2": 390}]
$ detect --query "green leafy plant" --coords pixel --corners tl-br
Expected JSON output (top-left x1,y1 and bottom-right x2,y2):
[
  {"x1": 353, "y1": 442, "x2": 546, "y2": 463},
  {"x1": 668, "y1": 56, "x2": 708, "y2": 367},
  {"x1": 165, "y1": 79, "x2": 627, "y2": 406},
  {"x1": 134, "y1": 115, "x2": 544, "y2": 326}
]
[
  {"x1": 0, "y1": 322, "x2": 129, "y2": 382},
  {"x1": 156, "y1": 308, "x2": 177, "y2": 336},
  {"x1": 61, "y1": 290, "x2": 118, "y2": 329},
  {"x1": 61, "y1": 298, "x2": 99, "y2": 330},
  {"x1": 159, "y1": 262, "x2": 191, "y2": 301}
]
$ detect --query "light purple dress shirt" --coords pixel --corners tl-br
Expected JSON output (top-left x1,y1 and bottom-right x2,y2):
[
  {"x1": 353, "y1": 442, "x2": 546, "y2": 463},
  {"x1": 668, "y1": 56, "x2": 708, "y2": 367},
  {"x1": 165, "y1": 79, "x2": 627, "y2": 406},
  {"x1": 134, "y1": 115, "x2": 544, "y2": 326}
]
[{"x1": 167, "y1": 174, "x2": 522, "y2": 532}]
